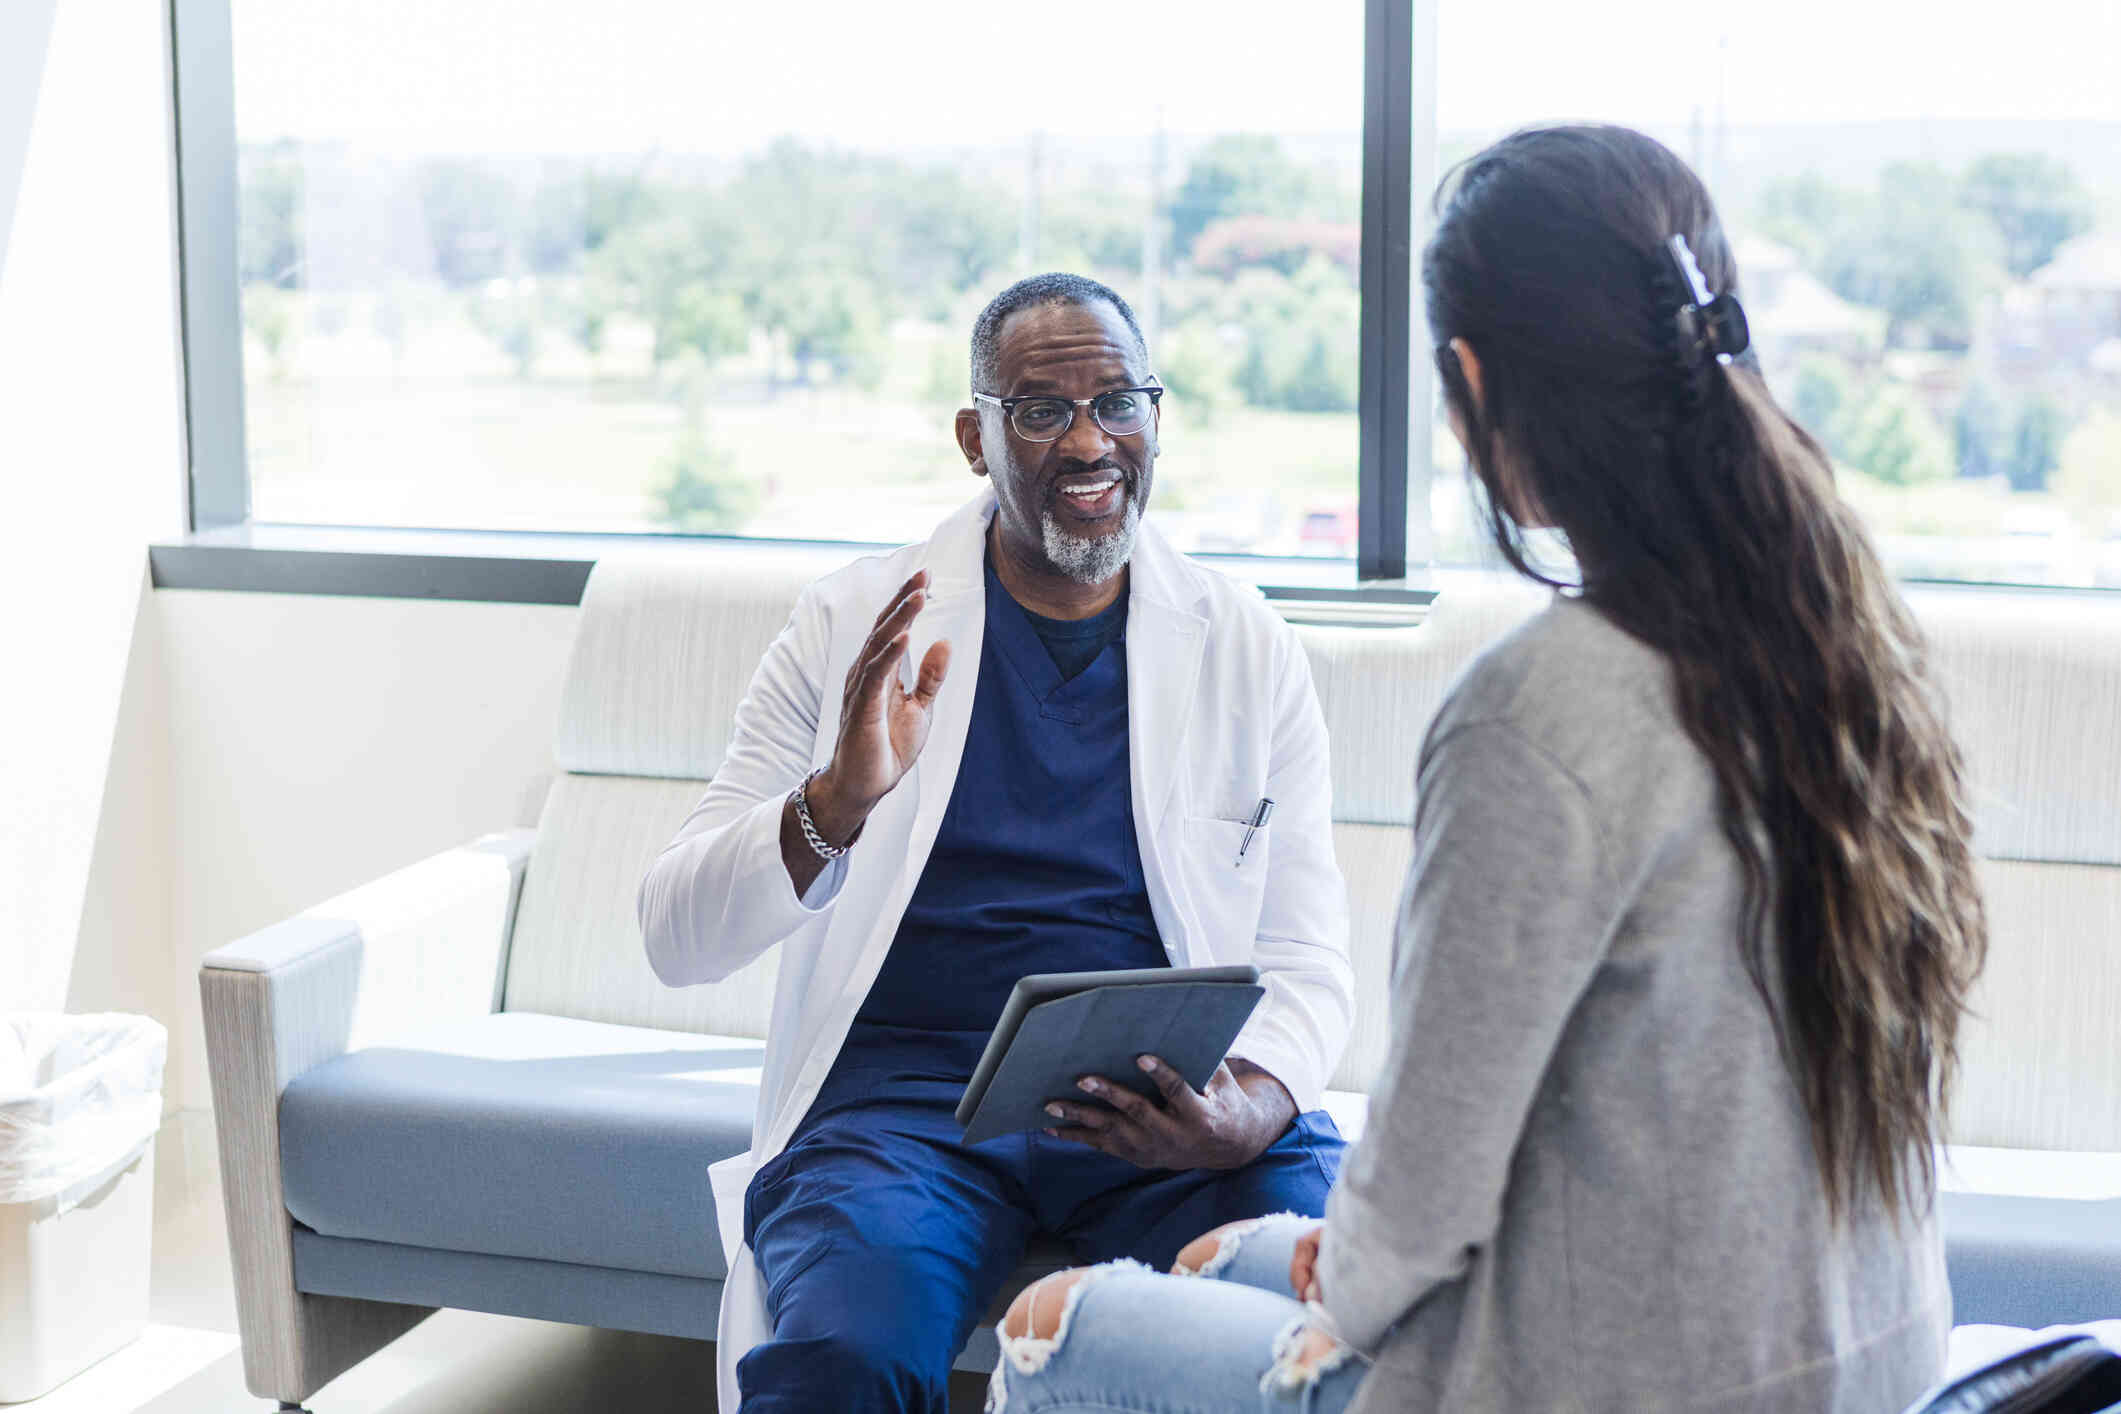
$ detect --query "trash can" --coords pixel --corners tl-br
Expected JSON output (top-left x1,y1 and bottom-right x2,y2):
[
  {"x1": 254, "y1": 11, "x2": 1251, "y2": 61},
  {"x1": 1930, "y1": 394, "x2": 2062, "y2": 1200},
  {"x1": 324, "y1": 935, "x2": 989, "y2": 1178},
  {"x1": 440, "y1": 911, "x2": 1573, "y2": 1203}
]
[{"x1": 0, "y1": 1013, "x2": 168, "y2": 1404}]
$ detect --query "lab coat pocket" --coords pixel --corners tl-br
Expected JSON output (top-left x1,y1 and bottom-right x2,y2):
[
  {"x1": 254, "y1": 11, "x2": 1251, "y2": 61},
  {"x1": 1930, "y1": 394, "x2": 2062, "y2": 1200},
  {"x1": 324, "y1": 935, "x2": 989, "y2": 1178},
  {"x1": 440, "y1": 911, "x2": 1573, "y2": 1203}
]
[{"x1": 1178, "y1": 814, "x2": 1272, "y2": 955}]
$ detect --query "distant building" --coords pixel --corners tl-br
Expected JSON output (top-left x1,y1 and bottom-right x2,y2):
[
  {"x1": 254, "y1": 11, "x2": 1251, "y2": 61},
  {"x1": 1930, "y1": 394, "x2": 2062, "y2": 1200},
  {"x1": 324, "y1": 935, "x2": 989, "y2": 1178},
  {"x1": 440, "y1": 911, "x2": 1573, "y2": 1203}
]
[
  {"x1": 2022, "y1": 233, "x2": 2121, "y2": 366},
  {"x1": 1732, "y1": 233, "x2": 1886, "y2": 377}
]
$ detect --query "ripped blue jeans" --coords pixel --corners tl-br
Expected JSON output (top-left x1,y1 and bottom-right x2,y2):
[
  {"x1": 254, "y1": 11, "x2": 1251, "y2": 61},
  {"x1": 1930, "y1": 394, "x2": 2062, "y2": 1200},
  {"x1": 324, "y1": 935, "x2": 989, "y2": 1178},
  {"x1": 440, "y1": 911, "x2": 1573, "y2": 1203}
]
[{"x1": 988, "y1": 1213, "x2": 1368, "y2": 1413}]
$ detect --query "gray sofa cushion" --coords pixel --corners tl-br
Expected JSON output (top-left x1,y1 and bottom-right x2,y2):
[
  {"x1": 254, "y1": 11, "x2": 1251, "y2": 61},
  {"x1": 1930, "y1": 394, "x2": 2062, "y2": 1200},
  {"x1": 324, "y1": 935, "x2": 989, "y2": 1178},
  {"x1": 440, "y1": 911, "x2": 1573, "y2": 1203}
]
[
  {"x1": 1941, "y1": 1191, "x2": 2121, "y2": 1328},
  {"x1": 279, "y1": 1012, "x2": 762, "y2": 1280}
]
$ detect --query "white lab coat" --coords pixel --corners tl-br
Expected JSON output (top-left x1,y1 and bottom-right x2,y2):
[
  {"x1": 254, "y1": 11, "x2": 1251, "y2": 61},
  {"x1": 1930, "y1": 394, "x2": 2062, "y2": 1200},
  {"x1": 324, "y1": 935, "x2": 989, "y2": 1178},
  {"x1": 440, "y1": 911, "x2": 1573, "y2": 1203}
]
[{"x1": 636, "y1": 488, "x2": 1353, "y2": 1411}]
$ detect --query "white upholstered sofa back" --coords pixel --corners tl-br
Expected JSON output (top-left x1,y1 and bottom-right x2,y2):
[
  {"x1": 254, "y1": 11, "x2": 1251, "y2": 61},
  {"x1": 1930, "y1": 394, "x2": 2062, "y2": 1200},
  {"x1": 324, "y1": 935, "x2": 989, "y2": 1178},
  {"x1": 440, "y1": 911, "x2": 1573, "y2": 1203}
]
[
  {"x1": 1912, "y1": 591, "x2": 2121, "y2": 1151},
  {"x1": 501, "y1": 556, "x2": 2121, "y2": 1149}
]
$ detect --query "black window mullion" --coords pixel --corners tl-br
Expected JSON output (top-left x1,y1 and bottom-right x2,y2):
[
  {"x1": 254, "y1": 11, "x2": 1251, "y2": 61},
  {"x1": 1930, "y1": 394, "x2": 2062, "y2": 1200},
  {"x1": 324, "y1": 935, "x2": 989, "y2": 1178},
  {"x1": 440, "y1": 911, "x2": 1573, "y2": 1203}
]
[{"x1": 1356, "y1": 0, "x2": 1415, "y2": 581}]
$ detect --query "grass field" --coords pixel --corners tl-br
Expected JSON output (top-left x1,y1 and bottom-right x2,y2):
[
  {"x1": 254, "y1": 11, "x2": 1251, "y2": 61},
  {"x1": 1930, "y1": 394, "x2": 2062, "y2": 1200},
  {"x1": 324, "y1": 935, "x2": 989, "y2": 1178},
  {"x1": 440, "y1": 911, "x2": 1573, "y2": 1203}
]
[
  {"x1": 240, "y1": 296, "x2": 2119, "y2": 584},
  {"x1": 246, "y1": 368, "x2": 1362, "y2": 547}
]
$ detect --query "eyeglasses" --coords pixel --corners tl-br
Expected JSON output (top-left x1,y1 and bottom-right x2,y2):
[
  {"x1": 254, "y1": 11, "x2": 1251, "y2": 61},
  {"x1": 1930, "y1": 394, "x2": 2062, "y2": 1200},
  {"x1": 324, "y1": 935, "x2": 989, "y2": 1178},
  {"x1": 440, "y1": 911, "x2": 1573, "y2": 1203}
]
[{"x1": 972, "y1": 383, "x2": 1163, "y2": 443}]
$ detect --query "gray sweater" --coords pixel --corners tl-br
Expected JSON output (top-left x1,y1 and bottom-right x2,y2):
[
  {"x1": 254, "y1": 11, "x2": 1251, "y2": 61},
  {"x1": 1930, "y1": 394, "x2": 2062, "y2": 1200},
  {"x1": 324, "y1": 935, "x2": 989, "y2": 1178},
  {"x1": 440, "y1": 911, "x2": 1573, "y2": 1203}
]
[{"x1": 1317, "y1": 597, "x2": 1950, "y2": 1414}]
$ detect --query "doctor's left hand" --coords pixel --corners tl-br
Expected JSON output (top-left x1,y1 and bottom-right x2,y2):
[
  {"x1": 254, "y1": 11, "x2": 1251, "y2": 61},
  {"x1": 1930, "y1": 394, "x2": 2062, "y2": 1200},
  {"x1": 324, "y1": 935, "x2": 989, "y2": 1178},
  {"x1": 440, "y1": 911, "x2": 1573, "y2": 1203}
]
[{"x1": 1043, "y1": 1056, "x2": 1295, "y2": 1170}]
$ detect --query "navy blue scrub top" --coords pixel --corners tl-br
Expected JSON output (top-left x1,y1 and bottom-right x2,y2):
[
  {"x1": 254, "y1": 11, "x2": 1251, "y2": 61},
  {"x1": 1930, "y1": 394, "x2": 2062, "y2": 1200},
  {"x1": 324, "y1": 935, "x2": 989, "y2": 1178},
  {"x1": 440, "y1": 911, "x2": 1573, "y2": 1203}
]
[
  {"x1": 1020, "y1": 586, "x2": 1128, "y2": 682},
  {"x1": 851, "y1": 555, "x2": 1166, "y2": 1046}
]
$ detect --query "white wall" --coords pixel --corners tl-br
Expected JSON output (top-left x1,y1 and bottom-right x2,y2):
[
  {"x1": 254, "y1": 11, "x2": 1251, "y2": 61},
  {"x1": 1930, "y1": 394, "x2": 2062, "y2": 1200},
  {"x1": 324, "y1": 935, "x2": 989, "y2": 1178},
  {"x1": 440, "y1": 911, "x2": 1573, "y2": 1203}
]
[
  {"x1": 1, "y1": 0, "x2": 186, "y2": 1013},
  {"x1": 68, "y1": 571, "x2": 174, "y2": 1029},
  {"x1": 0, "y1": 0, "x2": 583, "y2": 1117},
  {"x1": 154, "y1": 591, "x2": 579, "y2": 1110}
]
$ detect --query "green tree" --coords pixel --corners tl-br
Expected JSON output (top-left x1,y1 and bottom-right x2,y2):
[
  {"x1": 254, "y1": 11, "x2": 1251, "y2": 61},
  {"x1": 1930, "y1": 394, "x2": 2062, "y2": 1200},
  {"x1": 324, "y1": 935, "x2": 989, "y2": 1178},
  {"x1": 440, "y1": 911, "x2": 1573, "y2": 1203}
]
[
  {"x1": 1788, "y1": 354, "x2": 1858, "y2": 458},
  {"x1": 1841, "y1": 384, "x2": 1954, "y2": 486},
  {"x1": 752, "y1": 269, "x2": 886, "y2": 389},
  {"x1": 589, "y1": 200, "x2": 744, "y2": 370},
  {"x1": 666, "y1": 284, "x2": 749, "y2": 367},
  {"x1": 725, "y1": 142, "x2": 902, "y2": 385},
  {"x1": 656, "y1": 415, "x2": 759, "y2": 532},
  {"x1": 923, "y1": 342, "x2": 965, "y2": 408},
  {"x1": 370, "y1": 277, "x2": 435, "y2": 372},
  {"x1": 1958, "y1": 153, "x2": 2094, "y2": 280},
  {"x1": 1156, "y1": 323, "x2": 1242, "y2": 425},
  {"x1": 1220, "y1": 258, "x2": 1359, "y2": 412},
  {"x1": 886, "y1": 169, "x2": 1015, "y2": 310},
  {"x1": 1281, "y1": 331, "x2": 1356, "y2": 413},
  {"x1": 1755, "y1": 171, "x2": 1850, "y2": 269},
  {"x1": 1819, "y1": 164, "x2": 1996, "y2": 349},
  {"x1": 1953, "y1": 379, "x2": 2007, "y2": 481},
  {"x1": 239, "y1": 142, "x2": 304, "y2": 289},
  {"x1": 555, "y1": 267, "x2": 623, "y2": 363},
  {"x1": 1191, "y1": 216, "x2": 1359, "y2": 280},
  {"x1": 1044, "y1": 190, "x2": 1145, "y2": 277},
  {"x1": 615, "y1": 139, "x2": 1009, "y2": 384},
  {"x1": 1759, "y1": 164, "x2": 1996, "y2": 349},
  {"x1": 243, "y1": 286, "x2": 296, "y2": 379},
  {"x1": 524, "y1": 162, "x2": 666, "y2": 276},
  {"x1": 1236, "y1": 336, "x2": 1277, "y2": 409},
  {"x1": 2052, "y1": 407, "x2": 2121, "y2": 510},
  {"x1": 1167, "y1": 135, "x2": 1344, "y2": 258},
  {"x1": 466, "y1": 284, "x2": 541, "y2": 378},
  {"x1": 2006, "y1": 398, "x2": 2069, "y2": 493},
  {"x1": 416, "y1": 158, "x2": 519, "y2": 288},
  {"x1": 579, "y1": 166, "x2": 666, "y2": 254},
  {"x1": 525, "y1": 166, "x2": 589, "y2": 277}
]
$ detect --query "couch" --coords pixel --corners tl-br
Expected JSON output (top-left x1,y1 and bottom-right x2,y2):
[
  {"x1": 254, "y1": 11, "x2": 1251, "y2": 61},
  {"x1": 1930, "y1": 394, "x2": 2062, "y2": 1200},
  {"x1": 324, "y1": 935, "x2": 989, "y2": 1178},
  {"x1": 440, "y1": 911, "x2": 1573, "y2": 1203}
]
[{"x1": 200, "y1": 556, "x2": 2121, "y2": 1409}]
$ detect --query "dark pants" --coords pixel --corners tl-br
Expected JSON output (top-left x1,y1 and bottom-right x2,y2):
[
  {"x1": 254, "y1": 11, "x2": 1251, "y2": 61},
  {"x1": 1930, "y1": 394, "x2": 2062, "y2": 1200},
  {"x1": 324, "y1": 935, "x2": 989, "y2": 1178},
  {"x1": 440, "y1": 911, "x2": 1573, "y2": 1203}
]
[{"x1": 737, "y1": 1026, "x2": 1344, "y2": 1414}]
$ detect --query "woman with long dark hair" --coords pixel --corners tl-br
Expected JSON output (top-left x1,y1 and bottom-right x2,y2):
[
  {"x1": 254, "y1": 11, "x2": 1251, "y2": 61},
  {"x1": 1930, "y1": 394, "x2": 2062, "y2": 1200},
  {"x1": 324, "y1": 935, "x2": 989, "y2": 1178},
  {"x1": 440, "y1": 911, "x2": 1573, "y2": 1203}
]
[{"x1": 985, "y1": 124, "x2": 1987, "y2": 1414}]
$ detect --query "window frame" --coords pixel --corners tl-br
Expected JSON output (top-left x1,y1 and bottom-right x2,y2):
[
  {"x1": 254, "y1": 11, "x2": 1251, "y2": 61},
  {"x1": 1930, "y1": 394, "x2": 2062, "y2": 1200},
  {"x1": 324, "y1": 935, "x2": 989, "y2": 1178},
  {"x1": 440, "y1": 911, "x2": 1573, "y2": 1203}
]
[
  {"x1": 161, "y1": 0, "x2": 2121, "y2": 605},
  {"x1": 160, "y1": 0, "x2": 1428, "y2": 606}
]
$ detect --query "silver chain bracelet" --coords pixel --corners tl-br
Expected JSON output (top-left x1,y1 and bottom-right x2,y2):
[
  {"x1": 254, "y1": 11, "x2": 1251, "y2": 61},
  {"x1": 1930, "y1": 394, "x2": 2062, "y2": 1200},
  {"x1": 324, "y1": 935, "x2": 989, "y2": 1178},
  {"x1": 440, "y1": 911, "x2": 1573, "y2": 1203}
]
[{"x1": 791, "y1": 768, "x2": 858, "y2": 860}]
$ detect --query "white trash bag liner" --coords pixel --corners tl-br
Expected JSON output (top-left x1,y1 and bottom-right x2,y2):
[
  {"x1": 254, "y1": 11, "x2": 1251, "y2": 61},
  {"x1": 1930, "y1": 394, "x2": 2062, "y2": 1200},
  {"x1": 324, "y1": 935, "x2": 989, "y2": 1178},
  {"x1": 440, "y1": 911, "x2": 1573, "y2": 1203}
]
[{"x1": 0, "y1": 1014, "x2": 167, "y2": 1213}]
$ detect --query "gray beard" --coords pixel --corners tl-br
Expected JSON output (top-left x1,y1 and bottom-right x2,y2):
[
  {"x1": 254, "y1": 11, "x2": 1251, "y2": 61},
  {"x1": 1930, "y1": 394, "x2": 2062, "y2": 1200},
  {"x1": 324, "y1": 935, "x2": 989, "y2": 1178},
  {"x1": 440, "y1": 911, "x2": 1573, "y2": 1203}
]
[{"x1": 1041, "y1": 493, "x2": 1141, "y2": 585}]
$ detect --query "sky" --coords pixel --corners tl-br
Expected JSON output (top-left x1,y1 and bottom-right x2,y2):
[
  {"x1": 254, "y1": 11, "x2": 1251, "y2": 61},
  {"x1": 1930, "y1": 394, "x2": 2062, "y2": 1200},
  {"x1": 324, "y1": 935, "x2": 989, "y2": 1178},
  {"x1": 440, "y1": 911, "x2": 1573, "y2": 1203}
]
[
  {"x1": 1439, "y1": 0, "x2": 2121, "y2": 132},
  {"x1": 231, "y1": 0, "x2": 2121, "y2": 157}
]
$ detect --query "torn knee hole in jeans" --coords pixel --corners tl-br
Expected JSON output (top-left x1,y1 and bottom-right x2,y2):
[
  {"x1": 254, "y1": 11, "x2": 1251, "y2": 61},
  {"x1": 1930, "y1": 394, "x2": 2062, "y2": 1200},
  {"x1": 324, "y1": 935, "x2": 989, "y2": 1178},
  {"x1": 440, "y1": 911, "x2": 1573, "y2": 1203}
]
[
  {"x1": 1170, "y1": 1210, "x2": 1303, "y2": 1278},
  {"x1": 1261, "y1": 1314, "x2": 1359, "y2": 1394},
  {"x1": 987, "y1": 1259, "x2": 1155, "y2": 1414},
  {"x1": 994, "y1": 1258, "x2": 1153, "y2": 1376}
]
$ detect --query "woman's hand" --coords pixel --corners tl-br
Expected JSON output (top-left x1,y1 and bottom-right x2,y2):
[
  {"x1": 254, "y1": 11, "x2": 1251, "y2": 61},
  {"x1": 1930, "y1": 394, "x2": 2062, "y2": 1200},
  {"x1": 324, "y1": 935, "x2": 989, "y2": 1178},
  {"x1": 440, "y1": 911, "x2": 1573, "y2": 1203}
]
[{"x1": 1290, "y1": 1224, "x2": 1325, "y2": 1302}]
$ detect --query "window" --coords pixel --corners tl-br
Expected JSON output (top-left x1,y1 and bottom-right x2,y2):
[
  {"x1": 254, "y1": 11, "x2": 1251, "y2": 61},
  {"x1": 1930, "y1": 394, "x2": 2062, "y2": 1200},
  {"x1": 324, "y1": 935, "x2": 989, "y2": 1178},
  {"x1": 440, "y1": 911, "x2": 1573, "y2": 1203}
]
[
  {"x1": 182, "y1": 0, "x2": 2121, "y2": 591},
  {"x1": 1428, "y1": 0, "x2": 2121, "y2": 588},
  {"x1": 222, "y1": 1, "x2": 1364, "y2": 557}
]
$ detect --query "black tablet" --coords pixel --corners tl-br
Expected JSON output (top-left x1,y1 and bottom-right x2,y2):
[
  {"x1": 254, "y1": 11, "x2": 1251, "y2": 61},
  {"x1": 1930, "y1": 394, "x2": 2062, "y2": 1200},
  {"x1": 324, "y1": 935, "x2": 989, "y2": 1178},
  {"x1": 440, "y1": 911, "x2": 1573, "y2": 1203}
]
[{"x1": 955, "y1": 965, "x2": 1264, "y2": 1145}]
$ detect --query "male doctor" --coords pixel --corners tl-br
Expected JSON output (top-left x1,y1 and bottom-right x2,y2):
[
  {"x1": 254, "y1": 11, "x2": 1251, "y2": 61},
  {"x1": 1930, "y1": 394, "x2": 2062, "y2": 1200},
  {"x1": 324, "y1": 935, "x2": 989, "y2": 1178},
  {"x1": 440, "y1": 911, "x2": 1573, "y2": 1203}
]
[{"x1": 638, "y1": 272, "x2": 1353, "y2": 1413}]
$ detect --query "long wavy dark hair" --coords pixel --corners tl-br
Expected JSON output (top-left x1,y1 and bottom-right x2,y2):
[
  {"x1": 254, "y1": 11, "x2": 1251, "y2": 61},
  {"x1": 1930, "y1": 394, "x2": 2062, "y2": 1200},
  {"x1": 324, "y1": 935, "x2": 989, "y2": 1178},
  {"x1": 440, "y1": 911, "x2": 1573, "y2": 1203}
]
[{"x1": 1426, "y1": 125, "x2": 1987, "y2": 1218}]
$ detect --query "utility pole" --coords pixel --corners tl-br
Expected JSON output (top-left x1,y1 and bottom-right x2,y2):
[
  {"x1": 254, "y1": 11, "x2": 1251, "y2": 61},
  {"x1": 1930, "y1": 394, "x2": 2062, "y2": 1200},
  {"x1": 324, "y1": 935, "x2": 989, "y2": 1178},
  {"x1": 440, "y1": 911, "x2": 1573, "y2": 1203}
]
[
  {"x1": 1142, "y1": 106, "x2": 1166, "y2": 353},
  {"x1": 1713, "y1": 20, "x2": 1729, "y2": 196},
  {"x1": 1021, "y1": 130, "x2": 1044, "y2": 273}
]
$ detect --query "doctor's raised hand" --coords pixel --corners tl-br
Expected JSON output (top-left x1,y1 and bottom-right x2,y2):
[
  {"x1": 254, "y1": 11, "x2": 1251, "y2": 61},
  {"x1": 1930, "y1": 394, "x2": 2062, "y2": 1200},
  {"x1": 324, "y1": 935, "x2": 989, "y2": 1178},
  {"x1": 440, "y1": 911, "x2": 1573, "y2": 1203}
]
[{"x1": 778, "y1": 569, "x2": 952, "y2": 895}]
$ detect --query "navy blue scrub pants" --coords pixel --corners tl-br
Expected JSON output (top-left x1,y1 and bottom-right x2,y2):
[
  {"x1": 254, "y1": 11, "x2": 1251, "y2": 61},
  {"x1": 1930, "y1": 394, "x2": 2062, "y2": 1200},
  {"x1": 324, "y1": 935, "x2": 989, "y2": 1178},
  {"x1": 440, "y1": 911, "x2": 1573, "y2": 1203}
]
[{"x1": 736, "y1": 1025, "x2": 1345, "y2": 1414}]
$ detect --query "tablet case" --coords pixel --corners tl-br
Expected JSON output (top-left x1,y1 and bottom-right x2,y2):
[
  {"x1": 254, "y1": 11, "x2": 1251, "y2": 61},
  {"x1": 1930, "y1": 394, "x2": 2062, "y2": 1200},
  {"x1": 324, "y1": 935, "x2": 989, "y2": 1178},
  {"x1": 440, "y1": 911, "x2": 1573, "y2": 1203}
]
[{"x1": 956, "y1": 966, "x2": 1264, "y2": 1146}]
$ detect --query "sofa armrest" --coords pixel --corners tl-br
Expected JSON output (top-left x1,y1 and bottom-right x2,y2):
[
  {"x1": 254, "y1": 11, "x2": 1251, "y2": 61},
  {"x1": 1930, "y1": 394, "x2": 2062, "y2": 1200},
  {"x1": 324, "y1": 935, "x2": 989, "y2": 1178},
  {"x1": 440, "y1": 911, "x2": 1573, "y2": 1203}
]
[
  {"x1": 198, "y1": 828, "x2": 533, "y2": 1403},
  {"x1": 204, "y1": 827, "x2": 534, "y2": 1055}
]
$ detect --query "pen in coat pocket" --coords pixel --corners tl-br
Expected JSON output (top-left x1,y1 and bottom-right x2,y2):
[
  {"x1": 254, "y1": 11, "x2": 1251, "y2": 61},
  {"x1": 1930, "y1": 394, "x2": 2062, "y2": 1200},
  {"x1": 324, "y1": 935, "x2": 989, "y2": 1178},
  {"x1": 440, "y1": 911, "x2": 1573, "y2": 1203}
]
[{"x1": 1235, "y1": 797, "x2": 1274, "y2": 866}]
